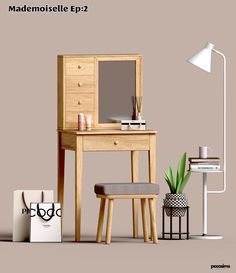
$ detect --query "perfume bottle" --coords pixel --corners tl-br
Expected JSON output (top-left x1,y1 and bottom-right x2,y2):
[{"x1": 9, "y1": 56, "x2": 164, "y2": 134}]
[
  {"x1": 85, "y1": 114, "x2": 92, "y2": 131},
  {"x1": 78, "y1": 113, "x2": 85, "y2": 131}
]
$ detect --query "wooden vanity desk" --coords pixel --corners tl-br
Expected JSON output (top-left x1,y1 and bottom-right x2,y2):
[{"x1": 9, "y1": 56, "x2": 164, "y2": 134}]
[
  {"x1": 58, "y1": 129, "x2": 157, "y2": 241},
  {"x1": 57, "y1": 54, "x2": 157, "y2": 241}
]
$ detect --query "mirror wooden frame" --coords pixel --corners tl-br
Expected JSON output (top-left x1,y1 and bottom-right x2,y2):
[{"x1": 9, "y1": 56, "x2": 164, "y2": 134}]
[{"x1": 94, "y1": 55, "x2": 142, "y2": 129}]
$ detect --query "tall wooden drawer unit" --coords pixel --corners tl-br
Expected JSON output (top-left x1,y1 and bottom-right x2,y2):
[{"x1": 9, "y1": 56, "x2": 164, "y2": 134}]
[{"x1": 58, "y1": 56, "x2": 95, "y2": 129}]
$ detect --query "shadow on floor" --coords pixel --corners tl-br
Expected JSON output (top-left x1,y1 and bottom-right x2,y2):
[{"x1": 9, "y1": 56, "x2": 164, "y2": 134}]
[{"x1": 0, "y1": 233, "x2": 163, "y2": 244}]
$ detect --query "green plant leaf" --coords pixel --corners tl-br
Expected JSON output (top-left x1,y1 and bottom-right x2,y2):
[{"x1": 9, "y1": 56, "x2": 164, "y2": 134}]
[
  {"x1": 166, "y1": 166, "x2": 174, "y2": 184},
  {"x1": 165, "y1": 177, "x2": 174, "y2": 193},
  {"x1": 178, "y1": 171, "x2": 191, "y2": 193},
  {"x1": 165, "y1": 166, "x2": 175, "y2": 193},
  {"x1": 176, "y1": 176, "x2": 183, "y2": 194},
  {"x1": 178, "y1": 152, "x2": 187, "y2": 181},
  {"x1": 175, "y1": 170, "x2": 180, "y2": 193}
]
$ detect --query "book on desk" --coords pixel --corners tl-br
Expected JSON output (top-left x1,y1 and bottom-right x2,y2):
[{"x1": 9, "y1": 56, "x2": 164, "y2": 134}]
[{"x1": 189, "y1": 157, "x2": 220, "y2": 171}]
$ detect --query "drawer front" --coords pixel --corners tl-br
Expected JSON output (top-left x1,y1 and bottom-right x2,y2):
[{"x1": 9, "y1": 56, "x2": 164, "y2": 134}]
[
  {"x1": 66, "y1": 93, "x2": 95, "y2": 112},
  {"x1": 83, "y1": 135, "x2": 150, "y2": 151},
  {"x1": 65, "y1": 75, "x2": 95, "y2": 93},
  {"x1": 65, "y1": 58, "x2": 94, "y2": 76}
]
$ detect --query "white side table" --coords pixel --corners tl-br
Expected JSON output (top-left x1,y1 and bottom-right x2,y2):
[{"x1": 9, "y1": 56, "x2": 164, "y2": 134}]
[{"x1": 191, "y1": 170, "x2": 224, "y2": 239}]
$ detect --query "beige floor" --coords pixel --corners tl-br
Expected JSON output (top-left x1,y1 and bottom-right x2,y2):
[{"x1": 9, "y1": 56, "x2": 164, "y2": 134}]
[{"x1": 0, "y1": 233, "x2": 235, "y2": 273}]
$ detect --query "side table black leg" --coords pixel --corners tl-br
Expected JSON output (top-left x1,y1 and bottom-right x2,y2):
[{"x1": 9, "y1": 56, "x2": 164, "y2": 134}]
[
  {"x1": 162, "y1": 206, "x2": 165, "y2": 239},
  {"x1": 187, "y1": 206, "x2": 189, "y2": 239},
  {"x1": 179, "y1": 216, "x2": 181, "y2": 239},
  {"x1": 170, "y1": 207, "x2": 173, "y2": 239}
]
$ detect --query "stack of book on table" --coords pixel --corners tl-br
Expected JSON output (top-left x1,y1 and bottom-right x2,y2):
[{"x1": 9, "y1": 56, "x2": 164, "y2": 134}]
[{"x1": 189, "y1": 157, "x2": 220, "y2": 171}]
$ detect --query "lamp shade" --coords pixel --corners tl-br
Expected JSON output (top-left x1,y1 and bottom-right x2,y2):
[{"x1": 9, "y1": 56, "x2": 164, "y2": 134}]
[{"x1": 188, "y1": 42, "x2": 215, "y2": 73}]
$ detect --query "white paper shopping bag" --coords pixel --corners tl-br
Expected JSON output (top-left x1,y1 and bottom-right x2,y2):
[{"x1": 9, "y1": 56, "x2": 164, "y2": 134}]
[
  {"x1": 13, "y1": 190, "x2": 54, "y2": 242},
  {"x1": 30, "y1": 203, "x2": 62, "y2": 242}
]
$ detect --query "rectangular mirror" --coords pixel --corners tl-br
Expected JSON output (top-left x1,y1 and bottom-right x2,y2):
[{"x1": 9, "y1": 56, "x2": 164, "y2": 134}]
[{"x1": 99, "y1": 60, "x2": 136, "y2": 123}]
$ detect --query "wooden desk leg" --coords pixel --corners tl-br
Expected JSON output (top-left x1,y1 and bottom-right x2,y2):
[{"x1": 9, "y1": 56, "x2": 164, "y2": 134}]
[
  {"x1": 75, "y1": 136, "x2": 83, "y2": 242},
  {"x1": 148, "y1": 135, "x2": 157, "y2": 240},
  {"x1": 58, "y1": 133, "x2": 65, "y2": 217},
  {"x1": 131, "y1": 151, "x2": 139, "y2": 238}
]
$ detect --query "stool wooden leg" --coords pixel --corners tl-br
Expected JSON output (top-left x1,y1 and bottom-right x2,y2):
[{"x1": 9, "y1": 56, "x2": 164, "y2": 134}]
[
  {"x1": 149, "y1": 198, "x2": 158, "y2": 244},
  {"x1": 105, "y1": 199, "x2": 114, "y2": 244},
  {"x1": 141, "y1": 199, "x2": 149, "y2": 242},
  {"x1": 96, "y1": 198, "x2": 106, "y2": 243}
]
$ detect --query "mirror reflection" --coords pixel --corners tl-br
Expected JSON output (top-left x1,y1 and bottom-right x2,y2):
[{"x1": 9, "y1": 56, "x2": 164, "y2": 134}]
[{"x1": 99, "y1": 61, "x2": 136, "y2": 123}]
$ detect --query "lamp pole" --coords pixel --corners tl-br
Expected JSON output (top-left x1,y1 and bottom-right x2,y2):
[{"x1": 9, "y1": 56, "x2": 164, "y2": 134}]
[{"x1": 208, "y1": 49, "x2": 226, "y2": 194}]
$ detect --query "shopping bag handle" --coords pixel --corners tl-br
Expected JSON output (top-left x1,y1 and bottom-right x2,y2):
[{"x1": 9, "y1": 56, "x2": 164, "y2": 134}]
[
  {"x1": 22, "y1": 191, "x2": 44, "y2": 210},
  {"x1": 37, "y1": 203, "x2": 55, "y2": 222}
]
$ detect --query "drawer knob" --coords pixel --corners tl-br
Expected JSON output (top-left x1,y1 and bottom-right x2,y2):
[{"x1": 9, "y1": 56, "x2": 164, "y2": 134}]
[
  {"x1": 78, "y1": 101, "x2": 82, "y2": 105},
  {"x1": 78, "y1": 82, "x2": 83, "y2": 87},
  {"x1": 78, "y1": 65, "x2": 82, "y2": 69},
  {"x1": 114, "y1": 140, "x2": 119, "y2": 145}
]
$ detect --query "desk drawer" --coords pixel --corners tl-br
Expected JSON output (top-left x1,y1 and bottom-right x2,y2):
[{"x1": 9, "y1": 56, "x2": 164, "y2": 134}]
[
  {"x1": 83, "y1": 135, "x2": 150, "y2": 151},
  {"x1": 65, "y1": 58, "x2": 94, "y2": 76}
]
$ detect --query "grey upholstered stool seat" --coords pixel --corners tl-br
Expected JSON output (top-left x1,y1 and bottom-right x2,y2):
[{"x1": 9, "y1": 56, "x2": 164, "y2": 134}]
[
  {"x1": 94, "y1": 183, "x2": 160, "y2": 195},
  {"x1": 94, "y1": 182, "x2": 159, "y2": 244}
]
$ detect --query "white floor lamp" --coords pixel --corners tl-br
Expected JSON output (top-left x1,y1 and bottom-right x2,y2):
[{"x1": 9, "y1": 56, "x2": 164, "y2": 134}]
[{"x1": 188, "y1": 42, "x2": 226, "y2": 239}]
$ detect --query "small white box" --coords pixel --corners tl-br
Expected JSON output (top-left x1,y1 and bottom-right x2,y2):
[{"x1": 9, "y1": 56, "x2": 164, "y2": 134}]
[{"x1": 121, "y1": 120, "x2": 146, "y2": 131}]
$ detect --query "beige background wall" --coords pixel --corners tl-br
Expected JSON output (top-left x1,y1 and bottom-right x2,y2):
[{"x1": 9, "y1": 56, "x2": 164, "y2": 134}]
[{"x1": 0, "y1": 0, "x2": 235, "y2": 241}]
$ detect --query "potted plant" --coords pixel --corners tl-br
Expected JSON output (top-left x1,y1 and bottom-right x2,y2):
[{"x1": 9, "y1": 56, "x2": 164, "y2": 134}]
[{"x1": 164, "y1": 152, "x2": 191, "y2": 217}]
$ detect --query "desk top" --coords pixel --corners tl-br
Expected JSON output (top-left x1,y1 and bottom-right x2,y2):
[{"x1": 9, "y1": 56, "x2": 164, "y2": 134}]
[{"x1": 58, "y1": 129, "x2": 157, "y2": 135}]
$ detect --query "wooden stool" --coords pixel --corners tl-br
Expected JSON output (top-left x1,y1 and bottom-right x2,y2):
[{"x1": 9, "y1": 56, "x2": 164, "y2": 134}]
[{"x1": 94, "y1": 183, "x2": 159, "y2": 244}]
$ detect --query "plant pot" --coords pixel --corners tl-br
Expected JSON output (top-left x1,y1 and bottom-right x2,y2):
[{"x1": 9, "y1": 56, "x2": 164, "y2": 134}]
[{"x1": 163, "y1": 193, "x2": 188, "y2": 217}]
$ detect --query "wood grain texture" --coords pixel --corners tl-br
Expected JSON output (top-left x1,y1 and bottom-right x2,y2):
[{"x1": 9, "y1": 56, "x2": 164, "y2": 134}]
[
  {"x1": 66, "y1": 93, "x2": 95, "y2": 112},
  {"x1": 75, "y1": 136, "x2": 83, "y2": 242},
  {"x1": 83, "y1": 135, "x2": 149, "y2": 151},
  {"x1": 105, "y1": 199, "x2": 114, "y2": 244},
  {"x1": 149, "y1": 134, "x2": 157, "y2": 183},
  {"x1": 57, "y1": 132, "x2": 65, "y2": 216},
  {"x1": 58, "y1": 56, "x2": 65, "y2": 129},
  {"x1": 148, "y1": 134, "x2": 157, "y2": 239},
  {"x1": 61, "y1": 133, "x2": 76, "y2": 150},
  {"x1": 58, "y1": 129, "x2": 157, "y2": 135},
  {"x1": 131, "y1": 150, "x2": 139, "y2": 238},
  {"x1": 65, "y1": 75, "x2": 95, "y2": 93},
  {"x1": 149, "y1": 198, "x2": 158, "y2": 244},
  {"x1": 58, "y1": 54, "x2": 142, "y2": 130},
  {"x1": 65, "y1": 58, "x2": 94, "y2": 76},
  {"x1": 96, "y1": 198, "x2": 106, "y2": 243},
  {"x1": 141, "y1": 198, "x2": 149, "y2": 242}
]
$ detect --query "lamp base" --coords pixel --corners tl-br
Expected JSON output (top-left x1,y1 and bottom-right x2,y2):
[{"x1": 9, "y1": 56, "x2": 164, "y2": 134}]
[{"x1": 191, "y1": 234, "x2": 223, "y2": 240}]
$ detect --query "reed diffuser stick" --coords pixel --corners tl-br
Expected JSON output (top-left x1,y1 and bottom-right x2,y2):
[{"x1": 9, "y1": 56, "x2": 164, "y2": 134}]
[{"x1": 136, "y1": 96, "x2": 142, "y2": 113}]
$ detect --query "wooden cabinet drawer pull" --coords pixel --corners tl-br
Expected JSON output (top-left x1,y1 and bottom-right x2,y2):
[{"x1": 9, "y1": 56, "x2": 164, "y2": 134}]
[
  {"x1": 78, "y1": 82, "x2": 83, "y2": 87},
  {"x1": 114, "y1": 141, "x2": 119, "y2": 145},
  {"x1": 78, "y1": 65, "x2": 82, "y2": 69},
  {"x1": 78, "y1": 100, "x2": 82, "y2": 105}
]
